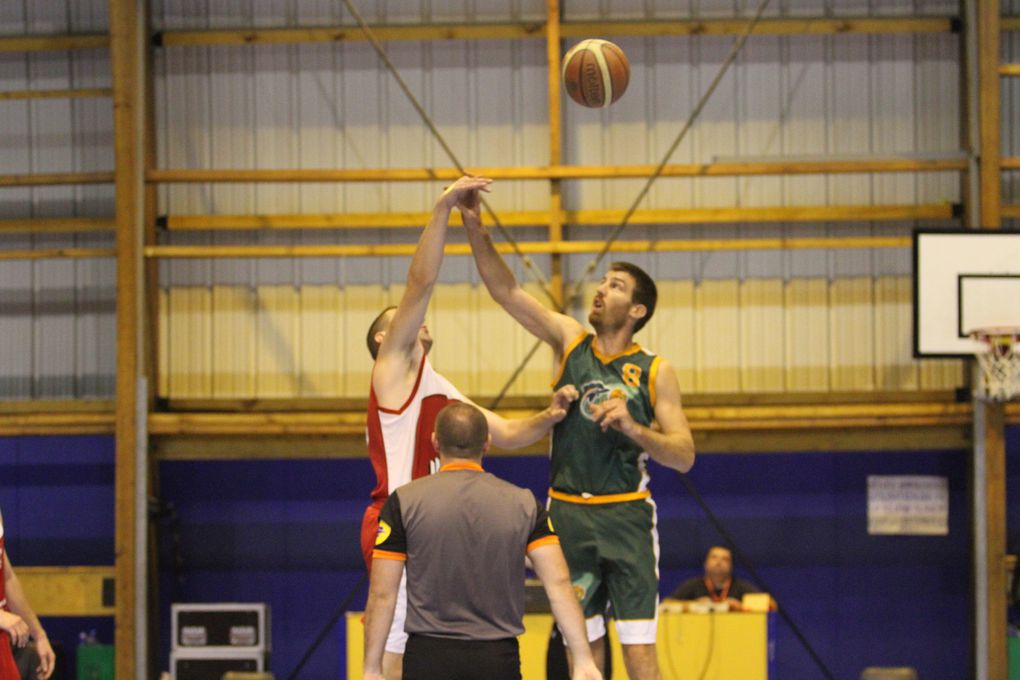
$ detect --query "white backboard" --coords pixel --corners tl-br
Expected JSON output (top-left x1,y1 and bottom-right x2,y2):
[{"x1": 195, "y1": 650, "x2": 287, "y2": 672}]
[{"x1": 913, "y1": 229, "x2": 1020, "y2": 357}]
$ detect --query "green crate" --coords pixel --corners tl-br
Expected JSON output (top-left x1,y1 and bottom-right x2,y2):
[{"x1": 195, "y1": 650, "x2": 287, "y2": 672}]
[
  {"x1": 77, "y1": 644, "x2": 114, "y2": 680},
  {"x1": 1010, "y1": 636, "x2": 1020, "y2": 680}
]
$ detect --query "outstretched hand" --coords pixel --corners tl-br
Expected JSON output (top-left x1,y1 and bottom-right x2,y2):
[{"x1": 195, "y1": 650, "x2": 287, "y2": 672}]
[
  {"x1": 589, "y1": 398, "x2": 638, "y2": 436},
  {"x1": 547, "y1": 384, "x2": 580, "y2": 423},
  {"x1": 438, "y1": 175, "x2": 492, "y2": 211}
]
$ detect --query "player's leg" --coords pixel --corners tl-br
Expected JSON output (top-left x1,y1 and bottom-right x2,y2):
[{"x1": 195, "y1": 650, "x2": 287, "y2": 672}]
[
  {"x1": 599, "y1": 499, "x2": 662, "y2": 680},
  {"x1": 621, "y1": 643, "x2": 661, "y2": 680},
  {"x1": 550, "y1": 499, "x2": 608, "y2": 674}
]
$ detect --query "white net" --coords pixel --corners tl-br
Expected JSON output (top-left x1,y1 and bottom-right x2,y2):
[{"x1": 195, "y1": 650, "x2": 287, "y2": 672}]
[{"x1": 970, "y1": 327, "x2": 1020, "y2": 402}]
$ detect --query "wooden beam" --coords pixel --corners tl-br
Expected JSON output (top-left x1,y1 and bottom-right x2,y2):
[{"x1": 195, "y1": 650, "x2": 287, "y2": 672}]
[
  {"x1": 1005, "y1": 17, "x2": 1020, "y2": 30},
  {"x1": 978, "y1": 1, "x2": 1001, "y2": 229},
  {"x1": 163, "y1": 204, "x2": 955, "y2": 231},
  {"x1": 148, "y1": 159, "x2": 967, "y2": 183},
  {"x1": 560, "y1": 17, "x2": 956, "y2": 37},
  {"x1": 157, "y1": 23, "x2": 546, "y2": 47},
  {"x1": 1002, "y1": 204, "x2": 1020, "y2": 218},
  {"x1": 0, "y1": 248, "x2": 116, "y2": 260},
  {"x1": 0, "y1": 173, "x2": 115, "y2": 188},
  {"x1": 0, "y1": 217, "x2": 115, "y2": 233},
  {"x1": 0, "y1": 412, "x2": 115, "y2": 436},
  {"x1": 165, "y1": 210, "x2": 549, "y2": 230},
  {"x1": 109, "y1": 0, "x2": 146, "y2": 674},
  {"x1": 975, "y1": 399, "x2": 1008, "y2": 680},
  {"x1": 693, "y1": 425, "x2": 971, "y2": 453},
  {"x1": 155, "y1": 17, "x2": 954, "y2": 48},
  {"x1": 0, "y1": 88, "x2": 112, "y2": 100},
  {"x1": 1001, "y1": 157, "x2": 1020, "y2": 169},
  {"x1": 546, "y1": 0, "x2": 565, "y2": 309},
  {"x1": 0, "y1": 34, "x2": 108, "y2": 53},
  {"x1": 1000, "y1": 64, "x2": 1020, "y2": 76},
  {"x1": 145, "y1": 236, "x2": 914, "y2": 260},
  {"x1": 16, "y1": 566, "x2": 115, "y2": 617},
  {"x1": 3, "y1": 399, "x2": 1018, "y2": 439}
]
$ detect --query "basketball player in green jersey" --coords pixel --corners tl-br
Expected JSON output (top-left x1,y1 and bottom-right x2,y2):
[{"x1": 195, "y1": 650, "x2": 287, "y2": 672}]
[{"x1": 460, "y1": 186, "x2": 695, "y2": 680}]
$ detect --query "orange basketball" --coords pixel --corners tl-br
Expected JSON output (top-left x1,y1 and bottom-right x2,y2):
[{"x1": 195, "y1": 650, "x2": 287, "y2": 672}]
[{"x1": 562, "y1": 39, "x2": 630, "y2": 108}]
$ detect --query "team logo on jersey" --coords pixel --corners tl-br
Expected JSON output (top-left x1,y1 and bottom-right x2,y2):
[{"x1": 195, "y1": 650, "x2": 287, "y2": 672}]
[
  {"x1": 547, "y1": 516, "x2": 555, "y2": 534},
  {"x1": 579, "y1": 380, "x2": 631, "y2": 422},
  {"x1": 375, "y1": 520, "x2": 392, "y2": 546}
]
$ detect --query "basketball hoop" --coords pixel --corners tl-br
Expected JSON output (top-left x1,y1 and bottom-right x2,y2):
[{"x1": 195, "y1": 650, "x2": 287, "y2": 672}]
[{"x1": 968, "y1": 326, "x2": 1020, "y2": 402}]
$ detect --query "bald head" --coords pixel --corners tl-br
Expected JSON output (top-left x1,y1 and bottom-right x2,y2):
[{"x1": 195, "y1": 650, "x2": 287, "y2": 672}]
[{"x1": 433, "y1": 402, "x2": 490, "y2": 460}]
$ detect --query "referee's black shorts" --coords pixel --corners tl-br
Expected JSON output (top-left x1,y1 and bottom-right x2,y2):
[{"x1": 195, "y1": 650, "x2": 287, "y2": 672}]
[{"x1": 403, "y1": 634, "x2": 521, "y2": 680}]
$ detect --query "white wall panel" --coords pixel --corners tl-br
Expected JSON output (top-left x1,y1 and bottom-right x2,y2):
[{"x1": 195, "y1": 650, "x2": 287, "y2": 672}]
[{"x1": 1, "y1": 0, "x2": 979, "y2": 401}]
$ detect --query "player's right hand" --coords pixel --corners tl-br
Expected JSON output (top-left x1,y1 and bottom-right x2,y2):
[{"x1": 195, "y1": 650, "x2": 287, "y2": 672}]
[
  {"x1": 548, "y1": 384, "x2": 580, "y2": 422},
  {"x1": 0, "y1": 610, "x2": 29, "y2": 647}
]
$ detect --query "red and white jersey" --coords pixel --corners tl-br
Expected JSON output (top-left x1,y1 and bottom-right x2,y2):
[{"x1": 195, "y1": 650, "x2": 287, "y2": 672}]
[
  {"x1": 366, "y1": 355, "x2": 466, "y2": 507},
  {"x1": 0, "y1": 515, "x2": 7, "y2": 610}
]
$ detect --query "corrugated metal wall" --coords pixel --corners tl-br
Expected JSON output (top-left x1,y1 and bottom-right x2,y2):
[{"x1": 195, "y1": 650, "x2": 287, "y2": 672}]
[
  {"x1": 0, "y1": 0, "x2": 114, "y2": 400},
  {"x1": 5, "y1": 0, "x2": 1007, "y2": 400}
]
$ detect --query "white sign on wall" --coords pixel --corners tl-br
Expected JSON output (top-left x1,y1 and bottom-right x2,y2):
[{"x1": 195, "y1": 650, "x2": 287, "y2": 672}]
[{"x1": 867, "y1": 475, "x2": 949, "y2": 536}]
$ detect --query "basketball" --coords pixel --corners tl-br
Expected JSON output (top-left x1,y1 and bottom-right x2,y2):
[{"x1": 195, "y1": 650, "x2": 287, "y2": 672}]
[{"x1": 562, "y1": 39, "x2": 630, "y2": 108}]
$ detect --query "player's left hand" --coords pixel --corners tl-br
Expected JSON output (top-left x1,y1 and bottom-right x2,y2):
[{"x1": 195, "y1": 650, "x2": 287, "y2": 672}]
[
  {"x1": 547, "y1": 384, "x2": 579, "y2": 422},
  {"x1": 590, "y1": 398, "x2": 638, "y2": 436},
  {"x1": 35, "y1": 636, "x2": 55, "y2": 680},
  {"x1": 456, "y1": 187, "x2": 483, "y2": 223}
]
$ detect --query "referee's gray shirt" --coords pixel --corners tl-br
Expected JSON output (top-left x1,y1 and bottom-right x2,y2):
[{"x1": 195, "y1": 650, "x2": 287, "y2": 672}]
[{"x1": 373, "y1": 461, "x2": 558, "y2": 640}]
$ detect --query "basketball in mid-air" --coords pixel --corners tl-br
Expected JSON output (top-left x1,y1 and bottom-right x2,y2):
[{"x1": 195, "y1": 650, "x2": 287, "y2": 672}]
[{"x1": 562, "y1": 39, "x2": 630, "y2": 108}]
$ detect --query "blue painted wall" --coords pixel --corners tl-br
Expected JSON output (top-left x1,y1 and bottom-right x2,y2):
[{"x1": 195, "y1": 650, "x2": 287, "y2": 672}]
[
  {"x1": 0, "y1": 435, "x2": 116, "y2": 677},
  {"x1": 6, "y1": 430, "x2": 1020, "y2": 679}
]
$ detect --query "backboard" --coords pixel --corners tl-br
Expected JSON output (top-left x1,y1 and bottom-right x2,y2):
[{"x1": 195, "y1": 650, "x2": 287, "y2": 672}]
[{"x1": 913, "y1": 229, "x2": 1020, "y2": 358}]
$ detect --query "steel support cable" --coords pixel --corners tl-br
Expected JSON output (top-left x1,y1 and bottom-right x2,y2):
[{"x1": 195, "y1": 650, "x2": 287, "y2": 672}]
[
  {"x1": 489, "y1": 0, "x2": 772, "y2": 410},
  {"x1": 340, "y1": 0, "x2": 560, "y2": 310}
]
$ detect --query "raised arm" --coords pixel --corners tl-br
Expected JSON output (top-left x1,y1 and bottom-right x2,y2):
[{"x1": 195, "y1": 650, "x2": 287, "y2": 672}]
[
  {"x1": 474, "y1": 384, "x2": 579, "y2": 450},
  {"x1": 375, "y1": 176, "x2": 493, "y2": 372},
  {"x1": 459, "y1": 191, "x2": 583, "y2": 359},
  {"x1": 590, "y1": 359, "x2": 695, "y2": 473},
  {"x1": 529, "y1": 544, "x2": 602, "y2": 680}
]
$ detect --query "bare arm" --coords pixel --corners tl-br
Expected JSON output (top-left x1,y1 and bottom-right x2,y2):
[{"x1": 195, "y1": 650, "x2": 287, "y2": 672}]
[
  {"x1": 460, "y1": 193, "x2": 583, "y2": 359},
  {"x1": 363, "y1": 558, "x2": 405, "y2": 680},
  {"x1": 476, "y1": 384, "x2": 579, "y2": 450},
  {"x1": 374, "y1": 176, "x2": 493, "y2": 397},
  {"x1": 590, "y1": 359, "x2": 695, "y2": 473},
  {"x1": 529, "y1": 544, "x2": 602, "y2": 680},
  {"x1": 4, "y1": 550, "x2": 56, "y2": 678}
]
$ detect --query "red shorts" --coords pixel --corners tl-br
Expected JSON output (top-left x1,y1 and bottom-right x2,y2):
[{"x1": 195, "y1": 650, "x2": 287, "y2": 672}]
[{"x1": 0, "y1": 631, "x2": 19, "y2": 680}]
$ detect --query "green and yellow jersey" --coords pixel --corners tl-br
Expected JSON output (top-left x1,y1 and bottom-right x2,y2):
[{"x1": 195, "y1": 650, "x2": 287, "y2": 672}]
[{"x1": 550, "y1": 332, "x2": 660, "y2": 499}]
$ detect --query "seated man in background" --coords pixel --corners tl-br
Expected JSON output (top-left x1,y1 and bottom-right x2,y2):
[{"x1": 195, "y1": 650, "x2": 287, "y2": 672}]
[{"x1": 667, "y1": 545, "x2": 760, "y2": 611}]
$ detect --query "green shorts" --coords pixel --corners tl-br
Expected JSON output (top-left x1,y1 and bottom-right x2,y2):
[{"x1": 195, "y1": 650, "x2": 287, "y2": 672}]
[{"x1": 549, "y1": 497, "x2": 660, "y2": 625}]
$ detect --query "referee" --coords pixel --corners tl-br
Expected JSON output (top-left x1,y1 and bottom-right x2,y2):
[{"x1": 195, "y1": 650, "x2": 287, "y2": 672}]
[{"x1": 363, "y1": 402, "x2": 601, "y2": 680}]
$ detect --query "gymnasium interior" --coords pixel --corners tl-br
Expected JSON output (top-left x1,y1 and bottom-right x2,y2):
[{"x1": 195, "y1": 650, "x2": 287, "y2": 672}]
[{"x1": 1, "y1": 1, "x2": 1020, "y2": 679}]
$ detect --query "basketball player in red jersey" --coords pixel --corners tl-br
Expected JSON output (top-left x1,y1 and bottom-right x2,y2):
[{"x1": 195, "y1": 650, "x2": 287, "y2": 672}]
[
  {"x1": 361, "y1": 176, "x2": 578, "y2": 680},
  {"x1": 0, "y1": 508, "x2": 55, "y2": 680}
]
